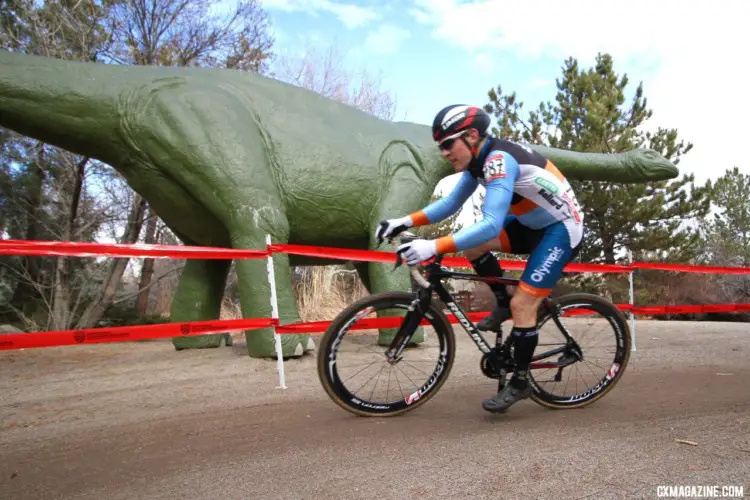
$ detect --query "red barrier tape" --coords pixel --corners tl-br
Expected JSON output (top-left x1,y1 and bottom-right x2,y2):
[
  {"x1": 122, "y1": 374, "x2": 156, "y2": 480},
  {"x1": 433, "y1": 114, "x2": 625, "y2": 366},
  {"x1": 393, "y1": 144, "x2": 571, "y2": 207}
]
[
  {"x1": 0, "y1": 318, "x2": 275, "y2": 350},
  {"x1": 275, "y1": 303, "x2": 750, "y2": 334},
  {"x1": 0, "y1": 239, "x2": 268, "y2": 260},
  {"x1": 271, "y1": 243, "x2": 633, "y2": 273},
  {"x1": 3, "y1": 238, "x2": 750, "y2": 274},
  {"x1": 276, "y1": 312, "x2": 495, "y2": 333},
  {"x1": 269, "y1": 243, "x2": 398, "y2": 264},
  {"x1": 632, "y1": 262, "x2": 750, "y2": 275},
  {"x1": 2, "y1": 303, "x2": 747, "y2": 351},
  {"x1": 630, "y1": 303, "x2": 750, "y2": 315}
]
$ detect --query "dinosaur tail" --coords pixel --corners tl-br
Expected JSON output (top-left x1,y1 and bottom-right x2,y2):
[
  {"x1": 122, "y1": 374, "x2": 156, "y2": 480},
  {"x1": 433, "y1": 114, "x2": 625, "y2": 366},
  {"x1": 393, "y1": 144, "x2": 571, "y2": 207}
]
[{"x1": 0, "y1": 50, "x2": 145, "y2": 164}]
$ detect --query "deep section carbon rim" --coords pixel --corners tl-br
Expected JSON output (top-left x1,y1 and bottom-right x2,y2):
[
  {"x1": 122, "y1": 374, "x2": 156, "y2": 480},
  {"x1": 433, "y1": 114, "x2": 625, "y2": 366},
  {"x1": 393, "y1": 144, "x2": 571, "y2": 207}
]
[
  {"x1": 317, "y1": 292, "x2": 455, "y2": 416},
  {"x1": 529, "y1": 293, "x2": 631, "y2": 409}
]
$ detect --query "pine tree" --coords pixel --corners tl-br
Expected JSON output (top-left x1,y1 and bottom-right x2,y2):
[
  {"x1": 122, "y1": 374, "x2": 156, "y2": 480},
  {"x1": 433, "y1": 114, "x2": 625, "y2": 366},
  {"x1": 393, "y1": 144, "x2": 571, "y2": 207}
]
[
  {"x1": 484, "y1": 53, "x2": 711, "y2": 301},
  {"x1": 700, "y1": 167, "x2": 750, "y2": 317}
]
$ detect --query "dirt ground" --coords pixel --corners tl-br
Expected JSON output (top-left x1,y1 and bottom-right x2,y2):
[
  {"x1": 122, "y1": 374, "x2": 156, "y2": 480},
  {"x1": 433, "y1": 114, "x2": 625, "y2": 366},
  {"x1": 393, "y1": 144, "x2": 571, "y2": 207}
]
[{"x1": 1, "y1": 320, "x2": 748, "y2": 500}]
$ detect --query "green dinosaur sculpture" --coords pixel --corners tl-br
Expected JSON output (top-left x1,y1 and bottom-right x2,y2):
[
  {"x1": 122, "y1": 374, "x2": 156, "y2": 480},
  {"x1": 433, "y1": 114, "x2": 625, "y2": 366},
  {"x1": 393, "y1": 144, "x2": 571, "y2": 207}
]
[{"x1": 0, "y1": 50, "x2": 679, "y2": 358}]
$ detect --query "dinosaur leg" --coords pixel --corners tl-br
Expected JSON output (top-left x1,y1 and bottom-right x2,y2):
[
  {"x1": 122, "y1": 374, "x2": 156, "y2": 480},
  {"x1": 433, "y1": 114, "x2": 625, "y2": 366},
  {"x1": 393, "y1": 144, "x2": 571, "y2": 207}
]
[
  {"x1": 230, "y1": 228, "x2": 313, "y2": 359},
  {"x1": 133, "y1": 83, "x2": 310, "y2": 359},
  {"x1": 171, "y1": 258, "x2": 232, "y2": 350}
]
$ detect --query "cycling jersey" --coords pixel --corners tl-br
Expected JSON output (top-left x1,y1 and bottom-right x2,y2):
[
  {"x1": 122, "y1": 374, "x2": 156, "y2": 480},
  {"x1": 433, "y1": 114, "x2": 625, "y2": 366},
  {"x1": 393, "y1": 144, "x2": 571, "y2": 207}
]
[
  {"x1": 408, "y1": 137, "x2": 585, "y2": 297},
  {"x1": 410, "y1": 137, "x2": 584, "y2": 254}
]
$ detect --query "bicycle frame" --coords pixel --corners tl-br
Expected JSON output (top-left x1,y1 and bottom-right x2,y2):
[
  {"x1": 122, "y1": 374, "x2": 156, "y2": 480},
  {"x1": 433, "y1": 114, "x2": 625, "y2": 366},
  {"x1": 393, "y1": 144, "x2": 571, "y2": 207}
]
[{"x1": 387, "y1": 256, "x2": 580, "y2": 372}]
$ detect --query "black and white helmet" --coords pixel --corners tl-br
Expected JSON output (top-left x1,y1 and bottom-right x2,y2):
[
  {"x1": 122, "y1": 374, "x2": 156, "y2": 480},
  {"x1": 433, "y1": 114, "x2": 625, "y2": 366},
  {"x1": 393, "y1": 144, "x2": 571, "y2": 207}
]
[{"x1": 431, "y1": 104, "x2": 491, "y2": 144}]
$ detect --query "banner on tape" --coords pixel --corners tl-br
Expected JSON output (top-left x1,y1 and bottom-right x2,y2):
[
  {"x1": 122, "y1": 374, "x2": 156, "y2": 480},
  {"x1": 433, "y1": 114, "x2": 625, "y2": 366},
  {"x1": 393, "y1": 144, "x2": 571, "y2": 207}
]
[
  {"x1": 0, "y1": 239, "x2": 268, "y2": 260},
  {"x1": 1, "y1": 302, "x2": 748, "y2": 351},
  {"x1": 0, "y1": 317, "x2": 275, "y2": 350}
]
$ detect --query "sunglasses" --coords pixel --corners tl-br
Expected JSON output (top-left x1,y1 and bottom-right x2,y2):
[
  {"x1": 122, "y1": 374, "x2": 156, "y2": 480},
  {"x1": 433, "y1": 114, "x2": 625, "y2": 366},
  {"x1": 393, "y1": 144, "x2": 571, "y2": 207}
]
[
  {"x1": 438, "y1": 137, "x2": 459, "y2": 151},
  {"x1": 438, "y1": 132, "x2": 466, "y2": 151}
]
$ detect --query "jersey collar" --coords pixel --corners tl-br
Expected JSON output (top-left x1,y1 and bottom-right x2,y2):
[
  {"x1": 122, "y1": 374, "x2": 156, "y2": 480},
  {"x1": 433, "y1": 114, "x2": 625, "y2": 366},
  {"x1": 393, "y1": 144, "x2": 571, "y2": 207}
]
[{"x1": 468, "y1": 137, "x2": 493, "y2": 178}]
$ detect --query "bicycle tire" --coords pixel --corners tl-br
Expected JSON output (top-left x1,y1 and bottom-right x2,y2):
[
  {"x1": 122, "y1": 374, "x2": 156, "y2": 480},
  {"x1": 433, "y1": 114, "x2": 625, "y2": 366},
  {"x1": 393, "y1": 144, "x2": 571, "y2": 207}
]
[
  {"x1": 529, "y1": 293, "x2": 631, "y2": 409},
  {"x1": 317, "y1": 291, "x2": 456, "y2": 417}
]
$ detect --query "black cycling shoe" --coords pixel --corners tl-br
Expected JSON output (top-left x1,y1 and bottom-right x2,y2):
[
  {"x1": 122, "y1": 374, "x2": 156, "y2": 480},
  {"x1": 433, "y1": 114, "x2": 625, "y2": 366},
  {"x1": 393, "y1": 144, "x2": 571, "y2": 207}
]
[
  {"x1": 482, "y1": 377, "x2": 532, "y2": 413},
  {"x1": 477, "y1": 305, "x2": 512, "y2": 331}
]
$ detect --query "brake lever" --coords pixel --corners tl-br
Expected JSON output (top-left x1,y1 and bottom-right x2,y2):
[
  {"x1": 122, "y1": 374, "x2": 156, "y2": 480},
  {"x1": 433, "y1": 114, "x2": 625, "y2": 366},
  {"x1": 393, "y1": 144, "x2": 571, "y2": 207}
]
[{"x1": 392, "y1": 231, "x2": 419, "y2": 269}]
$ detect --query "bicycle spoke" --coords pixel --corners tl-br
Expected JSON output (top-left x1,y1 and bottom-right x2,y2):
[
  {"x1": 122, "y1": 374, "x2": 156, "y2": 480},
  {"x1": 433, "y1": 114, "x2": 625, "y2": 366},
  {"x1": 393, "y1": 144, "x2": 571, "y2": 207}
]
[
  {"x1": 368, "y1": 365, "x2": 387, "y2": 402},
  {"x1": 528, "y1": 295, "x2": 630, "y2": 408},
  {"x1": 581, "y1": 359, "x2": 603, "y2": 381},
  {"x1": 394, "y1": 367, "x2": 406, "y2": 401},
  {"x1": 396, "y1": 360, "x2": 432, "y2": 377},
  {"x1": 351, "y1": 363, "x2": 386, "y2": 396},
  {"x1": 342, "y1": 359, "x2": 382, "y2": 386},
  {"x1": 581, "y1": 358, "x2": 608, "y2": 373}
]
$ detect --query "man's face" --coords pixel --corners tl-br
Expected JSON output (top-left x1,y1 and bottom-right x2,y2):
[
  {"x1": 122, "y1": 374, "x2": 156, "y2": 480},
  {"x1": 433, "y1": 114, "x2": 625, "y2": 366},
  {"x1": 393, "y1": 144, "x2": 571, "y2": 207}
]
[{"x1": 439, "y1": 130, "x2": 476, "y2": 172}]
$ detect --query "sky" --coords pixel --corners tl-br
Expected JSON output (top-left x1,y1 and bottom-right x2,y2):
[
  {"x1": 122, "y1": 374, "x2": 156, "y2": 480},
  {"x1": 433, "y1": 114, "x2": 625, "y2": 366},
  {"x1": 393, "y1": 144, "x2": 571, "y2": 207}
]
[{"x1": 259, "y1": 0, "x2": 749, "y2": 224}]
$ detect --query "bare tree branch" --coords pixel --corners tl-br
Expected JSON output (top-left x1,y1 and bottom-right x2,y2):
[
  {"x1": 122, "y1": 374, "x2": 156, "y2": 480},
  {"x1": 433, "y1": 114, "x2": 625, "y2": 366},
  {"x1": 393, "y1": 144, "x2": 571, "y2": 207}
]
[{"x1": 272, "y1": 40, "x2": 396, "y2": 120}]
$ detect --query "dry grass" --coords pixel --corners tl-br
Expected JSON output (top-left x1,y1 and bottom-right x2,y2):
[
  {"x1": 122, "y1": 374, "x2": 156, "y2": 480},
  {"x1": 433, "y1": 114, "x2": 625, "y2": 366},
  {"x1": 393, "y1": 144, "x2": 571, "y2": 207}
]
[
  {"x1": 220, "y1": 299, "x2": 243, "y2": 320},
  {"x1": 294, "y1": 265, "x2": 368, "y2": 322},
  {"x1": 218, "y1": 265, "x2": 368, "y2": 328}
]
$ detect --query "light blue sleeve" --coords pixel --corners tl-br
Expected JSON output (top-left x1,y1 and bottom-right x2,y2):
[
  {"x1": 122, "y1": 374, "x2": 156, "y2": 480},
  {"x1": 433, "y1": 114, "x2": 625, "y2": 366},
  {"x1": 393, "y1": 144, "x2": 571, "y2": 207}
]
[
  {"x1": 451, "y1": 150, "x2": 520, "y2": 251},
  {"x1": 421, "y1": 170, "x2": 478, "y2": 224}
]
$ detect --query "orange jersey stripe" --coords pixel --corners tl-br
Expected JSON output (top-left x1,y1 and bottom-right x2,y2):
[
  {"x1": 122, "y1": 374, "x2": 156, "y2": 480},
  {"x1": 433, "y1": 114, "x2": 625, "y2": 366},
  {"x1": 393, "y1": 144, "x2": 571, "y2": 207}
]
[
  {"x1": 544, "y1": 160, "x2": 565, "y2": 182},
  {"x1": 510, "y1": 197, "x2": 537, "y2": 216},
  {"x1": 518, "y1": 281, "x2": 552, "y2": 298},
  {"x1": 435, "y1": 236, "x2": 457, "y2": 254},
  {"x1": 410, "y1": 210, "x2": 430, "y2": 226}
]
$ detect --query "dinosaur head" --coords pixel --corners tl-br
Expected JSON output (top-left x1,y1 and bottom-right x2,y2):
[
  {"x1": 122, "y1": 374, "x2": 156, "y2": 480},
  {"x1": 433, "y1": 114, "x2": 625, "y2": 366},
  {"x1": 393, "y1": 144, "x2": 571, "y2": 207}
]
[{"x1": 626, "y1": 148, "x2": 680, "y2": 181}]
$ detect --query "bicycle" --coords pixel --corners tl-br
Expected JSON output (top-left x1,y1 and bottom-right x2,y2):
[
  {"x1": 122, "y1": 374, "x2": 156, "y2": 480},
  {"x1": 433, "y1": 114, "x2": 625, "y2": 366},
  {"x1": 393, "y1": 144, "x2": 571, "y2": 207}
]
[{"x1": 317, "y1": 233, "x2": 631, "y2": 417}]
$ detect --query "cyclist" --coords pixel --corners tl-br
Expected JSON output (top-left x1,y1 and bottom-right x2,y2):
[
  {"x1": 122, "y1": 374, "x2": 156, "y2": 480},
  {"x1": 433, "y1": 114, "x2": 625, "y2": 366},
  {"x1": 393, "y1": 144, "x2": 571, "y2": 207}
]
[{"x1": 375, "y1": 104, "x2": 584, "y2": 413}]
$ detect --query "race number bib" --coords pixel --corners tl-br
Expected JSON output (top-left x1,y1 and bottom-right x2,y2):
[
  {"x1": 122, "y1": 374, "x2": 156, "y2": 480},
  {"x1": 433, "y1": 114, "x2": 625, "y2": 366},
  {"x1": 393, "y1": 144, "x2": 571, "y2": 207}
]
[{"x1": 484, "y1": 152, "x2": 507, "y2": 182}]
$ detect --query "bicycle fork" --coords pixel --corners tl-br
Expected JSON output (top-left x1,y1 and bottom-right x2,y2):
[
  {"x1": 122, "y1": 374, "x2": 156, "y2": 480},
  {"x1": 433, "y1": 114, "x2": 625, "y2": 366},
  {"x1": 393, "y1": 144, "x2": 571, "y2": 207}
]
[{"x1": 385, "y1": 286, "x2": 432, "y2": 363}]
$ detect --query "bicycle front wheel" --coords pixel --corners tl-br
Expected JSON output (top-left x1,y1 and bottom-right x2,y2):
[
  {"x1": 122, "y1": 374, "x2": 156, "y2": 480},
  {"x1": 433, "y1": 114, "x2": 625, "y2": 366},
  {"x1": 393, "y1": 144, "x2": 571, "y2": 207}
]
[
  {"x1": 529, "y1": 293, "x2": 631, "y2": 409},
  {"x1": 317, "y1": 291, "x2": 456, "y2": 417}
]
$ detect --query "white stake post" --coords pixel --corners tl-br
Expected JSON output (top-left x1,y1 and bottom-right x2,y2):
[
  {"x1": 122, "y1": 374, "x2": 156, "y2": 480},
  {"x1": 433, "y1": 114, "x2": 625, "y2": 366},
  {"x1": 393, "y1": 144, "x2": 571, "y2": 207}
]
[
  {"x1": 265, "y1": 234, "x2": 287, "y2": 389},
  {"x1": 628, "y1": 250, "x2": 636, "y2": 352}
]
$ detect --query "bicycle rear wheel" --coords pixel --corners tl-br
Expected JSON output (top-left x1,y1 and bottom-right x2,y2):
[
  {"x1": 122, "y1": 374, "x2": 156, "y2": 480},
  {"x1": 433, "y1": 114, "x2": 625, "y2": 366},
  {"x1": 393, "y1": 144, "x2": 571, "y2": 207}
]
[
  {"x1": 317, "y1": 291, "x2": 456, "y2": 417},
  {"x1": 529, "y1": 293, "x2": 631, "y2": 409}
]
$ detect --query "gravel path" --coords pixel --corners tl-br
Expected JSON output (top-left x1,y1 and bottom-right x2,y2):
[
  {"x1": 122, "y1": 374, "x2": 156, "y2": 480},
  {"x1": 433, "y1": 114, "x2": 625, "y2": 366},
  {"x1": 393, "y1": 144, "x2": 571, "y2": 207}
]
[{"x1": 1, "y1": 320, "x2": 748, "y2": 499}]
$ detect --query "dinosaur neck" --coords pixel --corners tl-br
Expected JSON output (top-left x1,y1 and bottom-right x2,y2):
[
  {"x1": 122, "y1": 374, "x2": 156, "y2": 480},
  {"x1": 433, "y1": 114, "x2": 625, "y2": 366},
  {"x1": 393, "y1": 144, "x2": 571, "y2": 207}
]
[
  {"x1": 390, "y1": 121, "x2": 455, "y2": 194},
  {"x1": 0, "y1": 50, "x2": 128, "y2": 165}
]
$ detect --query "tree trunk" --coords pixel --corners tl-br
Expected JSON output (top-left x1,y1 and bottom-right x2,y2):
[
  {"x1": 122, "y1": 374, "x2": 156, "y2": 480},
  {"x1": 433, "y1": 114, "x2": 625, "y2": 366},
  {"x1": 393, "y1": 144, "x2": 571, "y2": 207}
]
[
  {"x1": 49, "y1": 157, "x2": 87, "y2": 330},
  {"x1": 75, "y1": 193, "x2": 147, "y2": 329},
  {"x1": 10, "y1": 144, "x2": 46, "y2": 315},
  {"x1": 134, "y1": 204, "x2": 158, "y2": 315}
]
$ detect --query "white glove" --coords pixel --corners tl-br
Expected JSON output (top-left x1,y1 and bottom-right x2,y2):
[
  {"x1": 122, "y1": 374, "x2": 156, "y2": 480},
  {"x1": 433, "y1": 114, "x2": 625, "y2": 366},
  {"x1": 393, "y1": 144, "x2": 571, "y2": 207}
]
[
  {"x1": 375, "y1": 216, "x2": 413, "y2": 244},
  {"x1": 396, "y1": 239, "x2": 437, "y2": 265}
]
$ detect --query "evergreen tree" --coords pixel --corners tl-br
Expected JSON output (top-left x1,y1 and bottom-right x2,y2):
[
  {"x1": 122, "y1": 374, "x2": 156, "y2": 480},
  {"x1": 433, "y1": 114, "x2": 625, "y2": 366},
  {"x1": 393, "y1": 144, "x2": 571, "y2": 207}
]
[
  {"x1": 484, "y1": 53, "x2": 711, "y2": 300},
  {"x1": 700, "y1": 167, "x2": 750, "y2": 316}
]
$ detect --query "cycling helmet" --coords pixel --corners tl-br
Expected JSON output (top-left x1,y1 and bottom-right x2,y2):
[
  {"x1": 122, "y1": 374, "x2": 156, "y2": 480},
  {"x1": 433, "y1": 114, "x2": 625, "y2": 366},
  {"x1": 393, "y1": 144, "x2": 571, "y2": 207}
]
[{"x1": 431, "y1": 104, "x2": 491, "y2": 144}]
